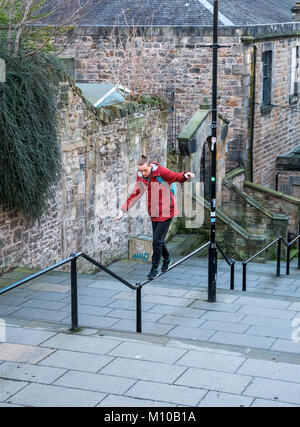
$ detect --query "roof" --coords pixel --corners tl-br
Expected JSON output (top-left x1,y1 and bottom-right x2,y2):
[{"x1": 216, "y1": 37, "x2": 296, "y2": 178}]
[
  {"x1": 44, "y1": 0, "x2": 297, "y2": 27},
  {"x1": 75, "y1": 83, "x2": 127, "y2": 107}
]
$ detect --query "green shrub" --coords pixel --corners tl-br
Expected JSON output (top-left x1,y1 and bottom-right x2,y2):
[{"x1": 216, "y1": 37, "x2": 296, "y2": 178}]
[{"x1": 0, "y1": 50, "x2": 63, "y2": 219}]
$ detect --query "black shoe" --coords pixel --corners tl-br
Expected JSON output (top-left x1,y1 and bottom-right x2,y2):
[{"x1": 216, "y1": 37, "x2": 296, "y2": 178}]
[
  {"x1": 161, "y1": 258, "x2": 172, "y2": 272},
  {"x1": 147, "y1": 267, "x2": 159, "y2": 279}
]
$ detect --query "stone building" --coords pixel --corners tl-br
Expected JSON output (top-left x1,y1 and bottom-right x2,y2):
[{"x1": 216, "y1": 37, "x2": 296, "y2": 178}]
[
  {"x1": 0, "y1": 78, "x2": 169, "y2": 272},
  {"x1": 57, "y1": 0, "x2": 300, "y2": 189},
  {"x1": 53, "y1": 0, "x2": 300, "y2": 257},
  {"x1": 1, "y1": 1, "x2": 300, "y2": 272}
]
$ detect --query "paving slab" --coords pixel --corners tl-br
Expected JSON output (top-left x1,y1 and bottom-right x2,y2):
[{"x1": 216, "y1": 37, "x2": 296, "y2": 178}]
[
  {"x1": 97, "y1": 395, "x2": 173, "y2": 407},
  {"x1": 0, "y1": 258, "x2": 300, "y2": 407},
  {"x1": 0, "y1": 343, "x2": 55, "y2": 363},
  {"x1": 175, "y1": 367, "x2": 252, "y2": 394},
  {"x1": 198, "y1": 391, "x2": 253, "y2": 407},
  {"x1": 243, "y1": 378, "x2": 300, "y2": 405},
  {"x1": 100, "y1": 357, "x2": 186, "y2": 383},
  {"x1": 0, "y1": 379, "x2": 28, "y2": 403},
  {"x1": 8, "y1": 383, "x2": 106, "y2": 407},
  {"x1": 125, "y1": 380, "x2": 206, "y2": 406},
  {"x1": 38, "y1": 349, "x2": 114, "y2": 372},
  {"x1": 54, "y1": 370, "x2": 136, "y2": 395},
  {"x1": 0, "y1": 361, "x2": 66, "y2": 384}
]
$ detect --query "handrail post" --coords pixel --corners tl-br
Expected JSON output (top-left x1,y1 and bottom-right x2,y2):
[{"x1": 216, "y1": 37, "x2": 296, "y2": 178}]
[
  {"x1": 71, "y1": 255, "x2": 79, "y2": 331},
  {"x1": 276, "y1": 237, "x2": 281, "y2": 277},
  {"x1": 286, "y1": 244, "x2": 291, "y2": 275},
  {"x1": 136, "y1": 286, "x2": 142, "y2": 333},
  {"x1": 230, "y1": 261, "x2": 235, "y2": 290},
  {"x1": 242, "y1": 262, "x2": 247, "y2": 292}
]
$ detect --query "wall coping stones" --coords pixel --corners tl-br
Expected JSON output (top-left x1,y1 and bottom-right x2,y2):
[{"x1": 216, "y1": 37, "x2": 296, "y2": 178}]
[
  {"x1": 193, "y1": 193, "x2": 264, "y2": 242},
  {"x1": 224, "y1": 168, "x2": 245, "y2": 181},
  {"x1": 223, "y1": 175, "x2": 289, "y2": 222},
  {"x1": 244, "y1": 181, "x2": 300, "y2": 205},
  {"x1": 177, "y1": 106, "x2": 210, "y2": 141},
  {"x1": 70, "y1": 23, "x2": 300, "y2": 39},
  {"x1": 70, "y1": 82, "x2": 168, "y2": 125}
]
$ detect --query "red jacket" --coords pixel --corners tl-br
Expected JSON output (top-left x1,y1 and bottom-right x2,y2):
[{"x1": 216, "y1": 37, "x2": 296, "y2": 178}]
[{"x1": 121, "y1": 163, "x2": 188, "y2": 222}]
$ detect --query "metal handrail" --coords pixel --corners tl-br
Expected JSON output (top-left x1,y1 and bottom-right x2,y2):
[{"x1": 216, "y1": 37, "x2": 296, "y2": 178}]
[
  {"x1": 241, "y1": 234, "x2": 300, "y2": 291},
  {"x1": 216, "y1": 242, "x2": 235, "y2": 290},
  {"x1": 0, "y1": 251, "x2": 138, "y2": 332},
  {"x1": 286, "y1": 234, "x2": 300, "y2": 275},
  {"x1": 2, "y1": 234, "x2": 297, "y2": 333},
  {"x1": 135, "y1": 241, "x2": 210, "y2": 332},
  {"x1": 81, "y1": 253, "x2": 138, "y2": 290},
  {"x1": 138, "y1": 242, "x2": 210, "y2": 288},
  {"x1": 242, "y1": 236, "x2": 282, "y2": 292},
  {"x1": 0, "y1": 242, "x2": 212, "y2": 335},
  {"x1": 0, "y1": 254, "x2": 80, "y2": 296}
]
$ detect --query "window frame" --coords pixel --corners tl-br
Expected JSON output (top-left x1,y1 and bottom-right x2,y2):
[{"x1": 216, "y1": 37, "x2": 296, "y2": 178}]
[
  {"x1": 290, "y1": 46, "x2": 299, "y2": 104},
  {"x1": 262, "y1": 50, "x2": 273, "y2": 107}
]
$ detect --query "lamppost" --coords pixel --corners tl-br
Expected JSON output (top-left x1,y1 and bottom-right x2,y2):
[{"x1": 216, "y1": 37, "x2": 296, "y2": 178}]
[{"x1": 207, "y1": 0, "x2": 221, "y2": 302}]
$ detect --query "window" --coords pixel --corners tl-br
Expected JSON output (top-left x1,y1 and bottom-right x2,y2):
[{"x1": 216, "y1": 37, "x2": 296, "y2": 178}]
[
  {"x1": 290, "y1": 46, "x2": 299, "y2": 101},
  {"x1": 262, "y1": 51, "x2": 272, "y2": 107}
]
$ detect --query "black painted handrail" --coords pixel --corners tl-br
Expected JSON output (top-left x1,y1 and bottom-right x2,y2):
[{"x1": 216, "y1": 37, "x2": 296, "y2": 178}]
[
  {"x1": 1, "y1": 234, "x2": 298, "y2": 333},
  {"x1": 0, "y1": 253, "x2": 80, "y2": 296},
  {"x1": 215, "y1": 242, "x2": 235, "y2": 290},
  {"x1": 241, "y1": 234, "x2": 300, "y2": 291},
  {"x1": 0, "y1": 242, "x2": 212, "y2": 334}
]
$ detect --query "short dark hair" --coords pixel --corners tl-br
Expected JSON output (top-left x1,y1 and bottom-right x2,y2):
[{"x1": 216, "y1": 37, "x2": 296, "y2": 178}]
[{"x1": 138, "y1": 154, "x2": 150, "y2": 166}]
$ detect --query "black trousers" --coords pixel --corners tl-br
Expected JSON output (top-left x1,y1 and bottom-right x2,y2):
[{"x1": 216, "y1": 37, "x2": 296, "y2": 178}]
[{"x1": 151, "y1": 218, "x2": 172, "y2": 269}]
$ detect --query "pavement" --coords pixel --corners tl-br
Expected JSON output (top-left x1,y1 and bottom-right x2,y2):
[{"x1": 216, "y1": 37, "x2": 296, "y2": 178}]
[{"x1": 0, "y1": 249, "x2": 300, "y2": 407}]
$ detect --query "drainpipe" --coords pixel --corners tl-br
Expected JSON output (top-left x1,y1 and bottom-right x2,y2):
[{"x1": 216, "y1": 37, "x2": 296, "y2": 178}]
[{"x1": 248, "y1": 44, "x2": 257, "y2": 182}]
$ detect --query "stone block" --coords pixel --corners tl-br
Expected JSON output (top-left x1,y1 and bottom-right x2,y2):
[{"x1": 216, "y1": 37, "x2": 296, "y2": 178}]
[{"x1": 129, "y1": 235, "x2": 153, "y2": 263}]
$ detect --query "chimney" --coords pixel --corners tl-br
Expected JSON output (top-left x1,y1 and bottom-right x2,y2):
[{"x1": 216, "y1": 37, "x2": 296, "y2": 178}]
[{"x1": 292, "y1": 2, "x2": 300, "y2": 21}]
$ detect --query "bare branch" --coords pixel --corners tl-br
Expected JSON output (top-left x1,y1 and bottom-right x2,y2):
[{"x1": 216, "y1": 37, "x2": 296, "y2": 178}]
[
  {"x1": 102, "y1": 13, "x2": 173, "y2": 101},
  {"x1": 3, "y1": 0, "x2": 102, "y2": 56},
  {"x1": 14, "y1": 0, "x2": 35, "y2": 56}
]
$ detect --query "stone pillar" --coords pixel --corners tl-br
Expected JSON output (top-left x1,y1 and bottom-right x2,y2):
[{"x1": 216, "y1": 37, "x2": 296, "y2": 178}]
[{"x1": 292, "y1": 2, "x2": 300, "y2": 21}]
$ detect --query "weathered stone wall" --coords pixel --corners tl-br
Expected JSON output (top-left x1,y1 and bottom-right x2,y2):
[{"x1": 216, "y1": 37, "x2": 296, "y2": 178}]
[
  {"x1": 244, "y1": 181, "x2": 300, "y2": 237},
  {"x1": 277, "y1": 170, "x2": 300, "y2": 199},
  {"x1": 60, "y1": 26, "x2": 247, "y2": 172},
  {"x1": 0, "y1": 81, "x2": 169, "y2": 272},
  {"x1": 60, "y1": 24, "x2": 300, "y2": 189},
  {"x1": 251, "y1": 37, "x2": 300, "y2": 188},
  {"x1": 0, "y1": 193, "x2": 62, "y2": 274}
]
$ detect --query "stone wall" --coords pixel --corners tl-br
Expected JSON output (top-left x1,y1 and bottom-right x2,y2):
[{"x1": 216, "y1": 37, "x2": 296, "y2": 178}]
[
  {"x1": 250, "y1": 36, "x2": 300, "y2": 187},
  {"x1": 59, "y1": 26, "x2": 247, "y2": 172},
  {"x1": 244, "y1": 181, "x2": 300, "y2": 238},
  {"x1": 0, "y1": 81, "x2": 169, "y2": 272},
  {"x1": 277, "y1": 170, "x2": 300, "y2": 198},
  {"x1": 59, "y1": 23, "x2": 300, "y2": 188}
]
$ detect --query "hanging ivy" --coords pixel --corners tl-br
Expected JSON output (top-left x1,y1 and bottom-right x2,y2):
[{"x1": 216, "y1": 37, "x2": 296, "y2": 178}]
[{"x1": 0, "y1": 49, "x2": 64, "y2": 219}]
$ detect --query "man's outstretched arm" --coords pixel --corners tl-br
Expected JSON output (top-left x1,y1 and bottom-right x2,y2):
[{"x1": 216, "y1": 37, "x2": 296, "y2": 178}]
[
  {"x1": 160, "y1": 166, "x2": 194, "y2": 184},
  {"x1": 114, "y1": 180, "x2": 145, "y2": 221}
]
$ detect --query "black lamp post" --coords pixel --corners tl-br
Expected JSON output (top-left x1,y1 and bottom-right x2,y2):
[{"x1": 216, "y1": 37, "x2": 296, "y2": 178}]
[{"x1": 207, "y1": 0, "x2": 219, "y2": 302}]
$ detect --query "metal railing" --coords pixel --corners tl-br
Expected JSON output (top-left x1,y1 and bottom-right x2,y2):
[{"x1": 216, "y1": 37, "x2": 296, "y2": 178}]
[
  {"x1": 241, "y1": 235, "x2": 300, "y2": 291},
  {"x1": 136, "y1": 241, "x2": 210, "y2": 332},
  {"x1": 216, "y1": 243, "x2": 236, "y2": 290},
  {"x1": 286, "y1": 234, "x2": 300, "y2": 275},
  {"x1": 1, "y1": 235, "x2": 298, "y2": 333},
  {"x1": 0, "y1": 242, "x2": 211, "y2": 334}
]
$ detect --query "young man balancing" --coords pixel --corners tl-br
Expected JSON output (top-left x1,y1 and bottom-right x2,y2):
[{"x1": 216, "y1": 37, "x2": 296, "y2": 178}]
[{"x1": 114, "y1": 155, "x2": 194, "y2": 279}]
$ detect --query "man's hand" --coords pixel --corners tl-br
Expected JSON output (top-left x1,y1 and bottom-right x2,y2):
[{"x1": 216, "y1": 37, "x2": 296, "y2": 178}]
[
  {"x1": 184, "y1": 172, "x2": 195, "y2": 180},
  {"x1": 113, "y1": 211, "x2": 124, "y2": 221}
]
